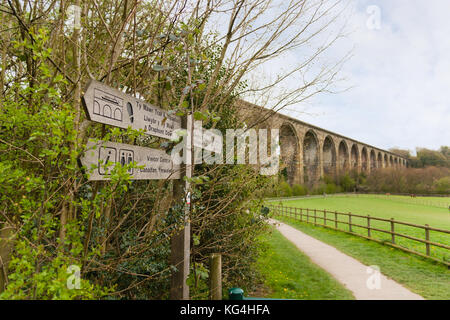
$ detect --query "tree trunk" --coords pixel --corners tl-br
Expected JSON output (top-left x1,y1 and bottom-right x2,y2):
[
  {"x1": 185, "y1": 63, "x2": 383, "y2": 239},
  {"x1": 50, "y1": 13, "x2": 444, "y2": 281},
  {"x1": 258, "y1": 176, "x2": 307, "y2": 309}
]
[{"x1": 0, "y1": 223, "x2": 15, "y2": 293}]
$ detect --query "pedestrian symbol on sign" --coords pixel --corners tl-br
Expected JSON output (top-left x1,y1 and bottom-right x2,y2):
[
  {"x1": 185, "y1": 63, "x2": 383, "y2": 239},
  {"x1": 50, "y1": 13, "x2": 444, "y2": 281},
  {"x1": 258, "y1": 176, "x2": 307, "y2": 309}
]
[{"x1": 119, "y1": 149, "x2": 134, "y2": 174}]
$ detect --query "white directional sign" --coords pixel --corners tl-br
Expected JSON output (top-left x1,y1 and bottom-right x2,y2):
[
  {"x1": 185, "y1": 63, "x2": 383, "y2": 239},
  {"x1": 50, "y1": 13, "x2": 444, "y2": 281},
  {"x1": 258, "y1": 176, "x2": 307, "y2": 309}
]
[
  {"x1": 82, "y1": 80, "x2": 181, "y2": 140},
  {"x1": 80, "y1": 140, "x2": 180, "y2": 181}
]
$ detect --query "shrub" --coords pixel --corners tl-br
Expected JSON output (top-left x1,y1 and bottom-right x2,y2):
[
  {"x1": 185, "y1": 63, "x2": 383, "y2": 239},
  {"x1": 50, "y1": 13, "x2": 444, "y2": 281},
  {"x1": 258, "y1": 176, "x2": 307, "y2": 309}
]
[
  {"x1": 339, "y1": 174, "x2": 356, "y2": 192},
  {"x1": 292, "y1": 184, "x2": 307, "y2": 196},
  {"x1": 279, "y1": 181, "x2": 293, "y2": 197},
  {"x1": 325, "y1": 183, "x2": 339, "y2": 194},
  {"x1": 311, "y1": 183, "x2": 326, "y2": 195},
  {"x1": 433, "y1": 177, "x2": 450, "y2": 194}
]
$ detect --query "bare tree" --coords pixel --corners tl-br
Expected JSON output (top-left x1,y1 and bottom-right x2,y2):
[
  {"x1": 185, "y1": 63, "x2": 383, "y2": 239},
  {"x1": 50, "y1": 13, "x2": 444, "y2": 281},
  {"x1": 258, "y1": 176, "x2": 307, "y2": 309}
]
[{"x1": 0, "y1": 0, "x2": 351, "y2": 299}]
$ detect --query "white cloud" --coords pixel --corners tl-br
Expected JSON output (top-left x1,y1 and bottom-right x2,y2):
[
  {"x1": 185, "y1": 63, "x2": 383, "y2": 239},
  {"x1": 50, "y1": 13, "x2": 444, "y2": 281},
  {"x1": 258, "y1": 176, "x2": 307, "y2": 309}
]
[{"x1": 279, "y1": 0, "x2": 450, "y2": 152}]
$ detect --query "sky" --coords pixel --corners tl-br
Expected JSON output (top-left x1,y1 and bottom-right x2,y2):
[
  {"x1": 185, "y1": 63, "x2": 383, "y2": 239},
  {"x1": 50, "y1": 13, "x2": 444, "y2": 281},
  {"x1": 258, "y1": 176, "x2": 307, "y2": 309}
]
[{"x1": 273, "y1": 0, "x2": 450, "y2": 154}]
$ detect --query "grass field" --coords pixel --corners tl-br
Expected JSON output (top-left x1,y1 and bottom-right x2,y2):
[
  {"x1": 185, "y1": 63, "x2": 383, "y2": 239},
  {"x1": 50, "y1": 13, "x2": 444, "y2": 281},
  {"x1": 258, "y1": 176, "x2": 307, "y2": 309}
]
[
  {"x1": 381, "y1": 195, "x2": 449, "y2": 209},
  {"x1": 269, "y1": 195, "x2": 450, "y2": 262},
  {"x1": 273, "y1": 216, "x2": 450, "y2": 300},
  {"x1": 254, "y1": 228, "x2": 354, "y2": 300}
]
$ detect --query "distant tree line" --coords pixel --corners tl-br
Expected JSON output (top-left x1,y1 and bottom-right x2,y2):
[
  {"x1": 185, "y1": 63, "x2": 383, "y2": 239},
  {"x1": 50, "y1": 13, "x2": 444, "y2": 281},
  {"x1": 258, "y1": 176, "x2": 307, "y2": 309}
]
[
  {"x1": 364, "y1": 166, "x2": 450, "y2": 195},
  {"x1": 268, "y1": 146, "x2": 450, "y2": 197},
  {"x1": 390, "y1": 146, "x2": 450, "y2": 168}
]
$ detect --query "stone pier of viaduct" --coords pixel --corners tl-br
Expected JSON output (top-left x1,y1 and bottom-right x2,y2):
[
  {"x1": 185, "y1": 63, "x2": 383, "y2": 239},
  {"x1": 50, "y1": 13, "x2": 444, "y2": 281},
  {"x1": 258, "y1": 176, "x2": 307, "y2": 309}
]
[{"x1": 237, "y1": 100, "x2": 408, "y2": 186}]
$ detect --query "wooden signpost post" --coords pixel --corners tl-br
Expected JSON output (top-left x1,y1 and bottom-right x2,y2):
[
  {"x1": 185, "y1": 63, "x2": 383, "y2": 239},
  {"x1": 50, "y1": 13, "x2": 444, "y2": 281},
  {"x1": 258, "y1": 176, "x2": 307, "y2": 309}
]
[{"x1": 169, "y1": 116, "x2": 192, "y2": 300}]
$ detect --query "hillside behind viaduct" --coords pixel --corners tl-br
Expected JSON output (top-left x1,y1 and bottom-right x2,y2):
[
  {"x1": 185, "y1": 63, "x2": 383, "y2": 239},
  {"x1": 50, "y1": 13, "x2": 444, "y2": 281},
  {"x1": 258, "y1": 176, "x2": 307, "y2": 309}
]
[{"x1": 237, "y1": 100, "x2": 408, "y2": 186}]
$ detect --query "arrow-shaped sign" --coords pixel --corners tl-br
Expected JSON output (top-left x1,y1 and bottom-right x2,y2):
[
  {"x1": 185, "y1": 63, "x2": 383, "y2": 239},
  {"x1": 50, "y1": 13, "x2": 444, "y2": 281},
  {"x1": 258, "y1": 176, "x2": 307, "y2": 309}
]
[
  {"x1": 80, "y1": 139, "x2": 180, "y2": 181},
  {"x1": 82, "y1": 80, "x2": 181, "y2": 140}
]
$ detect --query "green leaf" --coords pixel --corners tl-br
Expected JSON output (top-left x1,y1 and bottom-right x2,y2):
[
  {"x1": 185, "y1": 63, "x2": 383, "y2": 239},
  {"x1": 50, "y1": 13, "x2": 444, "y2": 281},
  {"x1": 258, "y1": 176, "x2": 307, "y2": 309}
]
[
  {"x1": 193, "y1": 111, "x2": 208, "y2": 121},
  {"x1": 169, "y1": 34, "x2": 179, "y2": 41}
]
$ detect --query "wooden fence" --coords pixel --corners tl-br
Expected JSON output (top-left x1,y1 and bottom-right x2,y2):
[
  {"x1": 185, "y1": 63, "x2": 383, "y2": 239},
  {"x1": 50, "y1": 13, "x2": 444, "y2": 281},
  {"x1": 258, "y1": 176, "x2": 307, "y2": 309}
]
[{"x1": 268, "y1": 204, "x2": 450, "y2": 267}]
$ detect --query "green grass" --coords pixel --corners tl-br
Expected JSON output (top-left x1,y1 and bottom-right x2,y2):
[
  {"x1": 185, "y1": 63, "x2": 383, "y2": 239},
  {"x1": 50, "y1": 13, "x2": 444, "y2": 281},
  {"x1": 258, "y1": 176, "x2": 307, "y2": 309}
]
[
  {"x1": 255, "y1": 228, "x2": 354, "y2": 300},
  {"x1": 274, "y1": 216, "x2": 450, "y2": 300},
  {"x1": 384, "y1": 195, "x2": 450, "y2": 208},
  {"x1": 270, "y1": 195, "x2": 450, "y2": 262}
]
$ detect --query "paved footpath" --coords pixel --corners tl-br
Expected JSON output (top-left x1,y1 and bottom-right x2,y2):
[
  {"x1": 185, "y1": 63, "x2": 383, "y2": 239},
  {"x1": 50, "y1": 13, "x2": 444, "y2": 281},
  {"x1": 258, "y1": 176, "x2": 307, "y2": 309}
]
[{"x1": 270, "y1": 219, "x2": 424, "y2": 300}]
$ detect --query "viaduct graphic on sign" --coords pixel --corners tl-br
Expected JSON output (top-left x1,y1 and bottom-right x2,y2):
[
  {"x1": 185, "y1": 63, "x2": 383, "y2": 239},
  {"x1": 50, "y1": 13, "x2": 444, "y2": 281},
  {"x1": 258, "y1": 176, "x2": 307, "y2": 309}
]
[
  {"x1": 93, "y1": 88, "x2": 124, "y2": 121},
  {"x1": 237, "y1": 100, "x2": 408, "y2": 187}
]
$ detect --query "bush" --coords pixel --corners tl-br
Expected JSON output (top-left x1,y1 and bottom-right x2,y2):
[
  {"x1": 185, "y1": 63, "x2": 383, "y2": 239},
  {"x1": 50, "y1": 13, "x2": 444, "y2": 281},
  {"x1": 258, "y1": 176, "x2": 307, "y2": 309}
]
[
  {"x1": 279, "y1": 181, "x2": 293, "y2": 197},
  {"x1": 311, "y1": 183, "x2": 326, "y2": 195},
  {"x1": 292, "y1": 184, "x2": 307, "y2": 196},
  {"x1": 325, "y1": 183, "x2": 340, "y2": 194},
  {"x1": 339, "y1": 174, "x2": 356, "y2": 192},
  {"x1": 433, "y1": 177, "x2": 450, "y2": 194}
]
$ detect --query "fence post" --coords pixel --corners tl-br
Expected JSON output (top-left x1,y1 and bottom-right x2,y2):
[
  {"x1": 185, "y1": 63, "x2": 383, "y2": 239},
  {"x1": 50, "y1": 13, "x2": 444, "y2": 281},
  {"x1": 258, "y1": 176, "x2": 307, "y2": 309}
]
[
  {"x1": 307, "y1": 209, "x2": 309, "y2": 223},
  {"x1": 300, "y1": 208, "x2": 303, "y2": 221},
  {"x1": 391, "y1": 218, "x2": 395, "y2": 244},
  {"x1": 367, "y1": 215, "x2": 371, "y2": 237},
  {"x1": 425, "y1": 224, "x2": 430, "y2": 256},
  {"x1": 209, "y1": 253, "x2": 222, "y2": 300},
  {"x1": 348, "y1": 213, "x2": 352, "y2": 232},
  {"x1": 335, "y1": 211, "x2": 338, "y2": 229},
  {"x1": 314, "y1": 209, "x2": 317, "y2": 225},
  {"x1": 295, "y1": 207, "x2": 298, "y2": 220},
  {"x1": 324, "y1": 210, "x2": 327, "y2": 226}
]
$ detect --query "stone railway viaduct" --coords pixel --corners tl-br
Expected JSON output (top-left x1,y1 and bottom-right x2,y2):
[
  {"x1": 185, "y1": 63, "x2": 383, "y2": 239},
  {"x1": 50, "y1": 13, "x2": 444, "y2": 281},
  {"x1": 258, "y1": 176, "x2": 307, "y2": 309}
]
[{"x1": 237, "y1": 100, "x2": 408, "y2": 186}]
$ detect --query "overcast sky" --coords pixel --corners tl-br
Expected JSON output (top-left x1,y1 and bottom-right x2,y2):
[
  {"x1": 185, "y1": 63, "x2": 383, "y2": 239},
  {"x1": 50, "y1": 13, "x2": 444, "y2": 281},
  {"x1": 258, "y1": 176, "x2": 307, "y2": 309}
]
[{"x1": 277, "y1": 0, "x2": 450, "y2": 154}]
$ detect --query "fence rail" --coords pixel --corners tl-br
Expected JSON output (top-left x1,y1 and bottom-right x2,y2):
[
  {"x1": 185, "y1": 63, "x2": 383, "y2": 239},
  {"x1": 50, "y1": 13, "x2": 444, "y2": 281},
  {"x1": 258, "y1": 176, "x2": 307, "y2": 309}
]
[{"x1": 268, "y1": 204, "x2": 450, "y2": 267}]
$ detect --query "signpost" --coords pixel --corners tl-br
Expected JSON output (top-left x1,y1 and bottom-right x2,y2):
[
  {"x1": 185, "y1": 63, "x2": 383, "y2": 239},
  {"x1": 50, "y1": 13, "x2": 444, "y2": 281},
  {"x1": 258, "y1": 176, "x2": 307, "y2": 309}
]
[
  {"x1": 80, "y1": 80, "x2": 195, "y2": 300},
  {"x1": 82, "y1": 79, "x2": 181, "y2": 140},
  {"x1": 80, "y1": 140, "x2": 180, "y2": 181}
]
